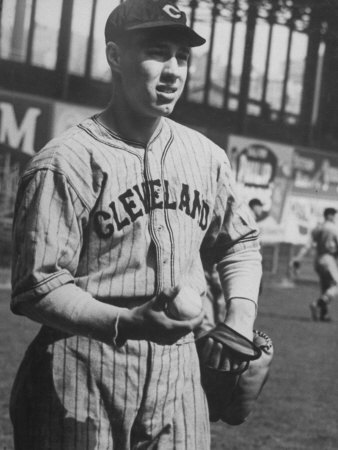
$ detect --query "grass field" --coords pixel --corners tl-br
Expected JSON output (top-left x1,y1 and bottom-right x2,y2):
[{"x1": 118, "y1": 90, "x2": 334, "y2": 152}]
[{"x1": 1, "y1": 281, "x2": 338, "y2": 449}]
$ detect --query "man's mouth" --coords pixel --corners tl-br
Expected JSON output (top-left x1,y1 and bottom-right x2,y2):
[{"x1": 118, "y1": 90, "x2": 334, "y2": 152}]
[
  {"x1": 156, "y1": 85, "x2": 179, "y2": 105},
  {"x1": 157, "y1": 85, "x2": 177, "y2": 94}
]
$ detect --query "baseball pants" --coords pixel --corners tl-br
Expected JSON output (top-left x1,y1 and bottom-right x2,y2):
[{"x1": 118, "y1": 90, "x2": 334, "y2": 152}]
[
  {"x1": 315, "y1": 254, "x2": 338, "y2": 302},
  {"x1": 10, "y1": 326, "x2": 210, "y2": 450}
]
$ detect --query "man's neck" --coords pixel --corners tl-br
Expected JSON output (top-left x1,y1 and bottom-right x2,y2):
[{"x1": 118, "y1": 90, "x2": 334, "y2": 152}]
[{"x1": 99, "y1": 98, "x2": 162, "y2": 147}]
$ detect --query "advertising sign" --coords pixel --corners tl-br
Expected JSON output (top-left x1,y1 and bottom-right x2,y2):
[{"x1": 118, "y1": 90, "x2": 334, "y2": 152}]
[
  {"x1": 0, "y1": 89, "x2": 52, "y2": 154},
  {"x1": 292, "y1": 146, "x2": 338, "y2": 197},
  {"x1": 0, "y1": 143, "x2": 31, "y2": 253},
  {"x1": 227, "y1": 135, "x2": 294, "y2": 242},
  {"x1": 281, "y1": 146, "x2": 338, "y2": 243}
]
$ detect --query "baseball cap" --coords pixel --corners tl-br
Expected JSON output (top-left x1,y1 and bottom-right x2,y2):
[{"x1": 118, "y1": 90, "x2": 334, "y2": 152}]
[{"x1": 105, "y1": 0, "x2": 206, "y2": 47}]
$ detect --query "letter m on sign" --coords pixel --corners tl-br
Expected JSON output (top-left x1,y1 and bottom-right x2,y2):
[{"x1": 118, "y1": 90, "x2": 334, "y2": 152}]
[{"x1": 0, "y1": 102, "x2": 41, "y2": 155}]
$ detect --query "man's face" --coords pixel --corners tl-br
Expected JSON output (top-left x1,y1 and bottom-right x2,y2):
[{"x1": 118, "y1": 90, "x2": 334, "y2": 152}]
[
  {"x1": 327, "y1": 213, "x2": 337, "y2": 223},
  {"x1": 116, "y1": 32, "x2": 190, "y2": 118}
]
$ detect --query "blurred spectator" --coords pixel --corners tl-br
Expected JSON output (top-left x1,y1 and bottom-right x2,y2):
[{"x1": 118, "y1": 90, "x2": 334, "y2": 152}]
[
  {"x1": 291, "y1": 207, "x2": 338, "y2": 322},
  {"x1": 248, "y1": 198, "x2": 265, "y2": 223}
]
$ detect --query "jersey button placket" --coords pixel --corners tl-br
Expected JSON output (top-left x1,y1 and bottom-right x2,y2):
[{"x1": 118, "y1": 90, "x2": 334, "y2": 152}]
[
  {"x1": 146, "y1": 145, "x2": 166, "y2": 290},
  {"x1": 155, "y1": 225, "x2": 169, "y2": 268}
]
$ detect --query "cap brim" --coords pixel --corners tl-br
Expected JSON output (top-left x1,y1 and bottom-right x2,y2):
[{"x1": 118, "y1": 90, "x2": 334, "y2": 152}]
[{"x1": 126, "y1": 22, "x2": 206, "y2": 47}]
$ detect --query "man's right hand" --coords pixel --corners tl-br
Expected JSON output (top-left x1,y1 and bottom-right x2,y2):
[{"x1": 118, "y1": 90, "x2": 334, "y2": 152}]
[{"x1": 117, "y1": 288, "x2": 204, "y2": 345}]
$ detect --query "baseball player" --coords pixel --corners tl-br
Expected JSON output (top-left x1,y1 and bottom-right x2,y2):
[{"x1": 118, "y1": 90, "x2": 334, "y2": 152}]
[
  {"x1": 10, "y1": 0, "x2": 262, "y2": 448},
  {"x1": 291, "y1": 207, "x2": 338, "y2": 321},
  {"x1": 248, "y1": 198, "x2": 265, "y2": 223}
]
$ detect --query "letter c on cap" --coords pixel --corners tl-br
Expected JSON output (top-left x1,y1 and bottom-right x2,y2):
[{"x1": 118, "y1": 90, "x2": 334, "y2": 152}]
[{"x1": 163, "y1": 4, "x2": 182, "y2": 19}]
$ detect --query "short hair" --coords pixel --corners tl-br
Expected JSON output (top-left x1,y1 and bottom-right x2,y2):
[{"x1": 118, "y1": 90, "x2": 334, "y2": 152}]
[
  {"x1": 249, "y1": 198, "x2": 263, "y2": 209},
  {"x1": 324, "y1": 207, "x2": 337, "y2": 218}
]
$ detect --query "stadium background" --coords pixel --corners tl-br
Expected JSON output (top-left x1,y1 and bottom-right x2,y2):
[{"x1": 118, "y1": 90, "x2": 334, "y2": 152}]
[
  {"x1": 1, "y1": 1, "x2": 338, "y2": 449},
  {"x1": 2, "y1": 0, "x2": 338, "y2": 285}
]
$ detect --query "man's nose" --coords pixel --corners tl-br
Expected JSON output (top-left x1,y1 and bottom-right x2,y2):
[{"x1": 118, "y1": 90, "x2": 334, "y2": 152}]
[{"x1": 162, "y1": 56, "x2": 179, "y2": 78}]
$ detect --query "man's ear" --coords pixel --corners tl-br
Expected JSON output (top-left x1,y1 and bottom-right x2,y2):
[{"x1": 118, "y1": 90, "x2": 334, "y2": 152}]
[{"x1": 106, "y1": 42, "x2": 122, "y2": 74}]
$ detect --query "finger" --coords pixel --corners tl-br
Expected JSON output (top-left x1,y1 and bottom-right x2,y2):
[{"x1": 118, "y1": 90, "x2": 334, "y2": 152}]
[
  {"x1": 220, "y1": 348, "x2": 248, "y2": 372},
  {"x1": 152, "y1": 292, "x2": 171, "y2": 312},
  {"x1": 219, "y1": 348, "x2": 245, "y2": 372},
  {"x1": 220, "y1": 358, "x2": 231, "y2": 372},
  {"x1": 196, "y1": 336, "x2": 214, "y2": 363},
  {"x1": 157, "y1": 309, "x2": 205, "y2": 345},
  {"x1": 208, "y1": 341, "x2": 223, "y2": 369},
  {"x1": 154, "y1": 287, "x2": 180, "y2": 311},
  {"x1": 189, "y1": 308, "x2": 204, "y2": 328},
  {"x1": 231, "y1": 359, "x2": 248, "y2": 373},
  {"x1": 163, "y1": 285, "x2": 180, "y2": 299},
  {"x1": 171, "y1": 308, "x2": 204, "y2": 329},
  {"x1": 219, "y1": 349, "x2": 232, "y2": 371}
]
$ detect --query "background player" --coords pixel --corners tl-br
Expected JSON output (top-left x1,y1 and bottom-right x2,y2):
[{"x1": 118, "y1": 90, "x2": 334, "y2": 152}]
[
  {"x1": 249, "y1": 198, "x2": 265, "y2": 223},
  {"x1": 10, "y1": 0, "x2": 262, "y2": 448},
  {"x1": 291, "y1": 207, "x2": 338, "y2": 321}
]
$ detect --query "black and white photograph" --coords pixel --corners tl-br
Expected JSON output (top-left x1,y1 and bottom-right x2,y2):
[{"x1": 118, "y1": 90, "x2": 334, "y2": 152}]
[{"x1": 0, "y1": 0, "x2": 338, "y2": 449}]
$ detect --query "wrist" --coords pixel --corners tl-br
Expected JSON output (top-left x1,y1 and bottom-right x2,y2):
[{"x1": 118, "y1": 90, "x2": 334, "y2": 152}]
[
  {"x1": 115, "y1": 308, "x2": 133, "y2": 344},
  {"x1": 224, "y1": 297, "x2": 256, "y2": 340}
]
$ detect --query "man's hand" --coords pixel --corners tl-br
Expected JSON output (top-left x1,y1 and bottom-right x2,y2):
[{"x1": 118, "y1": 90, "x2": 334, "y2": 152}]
[
  {"x1": 196, "y1": 326, "x2": 274, "y2": 424},
  {"x1": 118, "y1": 288, "x2": 204, "y2": 345},
  {"x1": 196, "y1": 297, "x2": 256, "y2": 372},
  {"x1": 196, "y1": 335, "x2": 248, "y2": 372}
]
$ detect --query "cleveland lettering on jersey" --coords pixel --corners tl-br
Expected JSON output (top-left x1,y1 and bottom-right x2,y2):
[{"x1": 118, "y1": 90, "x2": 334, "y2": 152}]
[{"x1": 93, "y1": 179, "x2": 210, "y2": 238}]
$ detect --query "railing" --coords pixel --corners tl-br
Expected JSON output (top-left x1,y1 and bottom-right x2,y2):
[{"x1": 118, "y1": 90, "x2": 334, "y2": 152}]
[{"x1": 0, "y1": 0, "x2": 331, "y2": 135}]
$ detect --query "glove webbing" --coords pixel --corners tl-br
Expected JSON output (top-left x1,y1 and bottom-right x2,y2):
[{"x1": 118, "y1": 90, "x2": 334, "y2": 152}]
[{"x1": 197, "y1": 323, "x2": 262, "y2": 360}]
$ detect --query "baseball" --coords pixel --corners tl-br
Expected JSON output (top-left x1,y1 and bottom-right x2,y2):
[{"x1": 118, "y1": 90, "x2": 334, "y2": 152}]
[{"x1": 166, "y1": 286, "x2": 203, "y2": 320}]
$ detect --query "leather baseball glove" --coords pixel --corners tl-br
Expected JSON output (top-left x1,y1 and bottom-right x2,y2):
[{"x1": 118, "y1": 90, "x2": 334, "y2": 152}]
[{"x1": 196, "y1": 323, "x2": 273, "y2": 425}]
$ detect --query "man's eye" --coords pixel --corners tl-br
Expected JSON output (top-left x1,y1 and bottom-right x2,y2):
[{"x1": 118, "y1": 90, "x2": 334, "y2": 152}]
[
  {"x1": 148, "y1": 48, "x2": 166, "y2": 57},
  {"x1": 177, "y1": 52, "x2": 190, "y2": 62}
]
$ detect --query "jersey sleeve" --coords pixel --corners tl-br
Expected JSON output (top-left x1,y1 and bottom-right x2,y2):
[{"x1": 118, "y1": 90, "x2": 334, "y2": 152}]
[
  {"x1": 11, "y1": 167, "x2": 90, "y2": 312},
  {"x1": 201, "y1": 156, "x2": 262, "y2": 303}
]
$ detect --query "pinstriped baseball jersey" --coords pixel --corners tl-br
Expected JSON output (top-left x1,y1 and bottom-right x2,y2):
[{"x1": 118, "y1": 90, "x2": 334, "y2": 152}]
[
  {"x1": 12, "y1": 115, "x2": 259, "y2": 309},
  {"x1": 11, "y1": 115, "x2": 260, "y2": 449}
]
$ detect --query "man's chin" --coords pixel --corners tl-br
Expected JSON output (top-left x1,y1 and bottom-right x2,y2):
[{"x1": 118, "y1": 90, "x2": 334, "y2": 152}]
[
  {"x1": 140, "y1": 101, "x2": 177, "y2": 119},
  {"x1": 156, "y1": 103, "x2": 175, "y2": 117}
]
